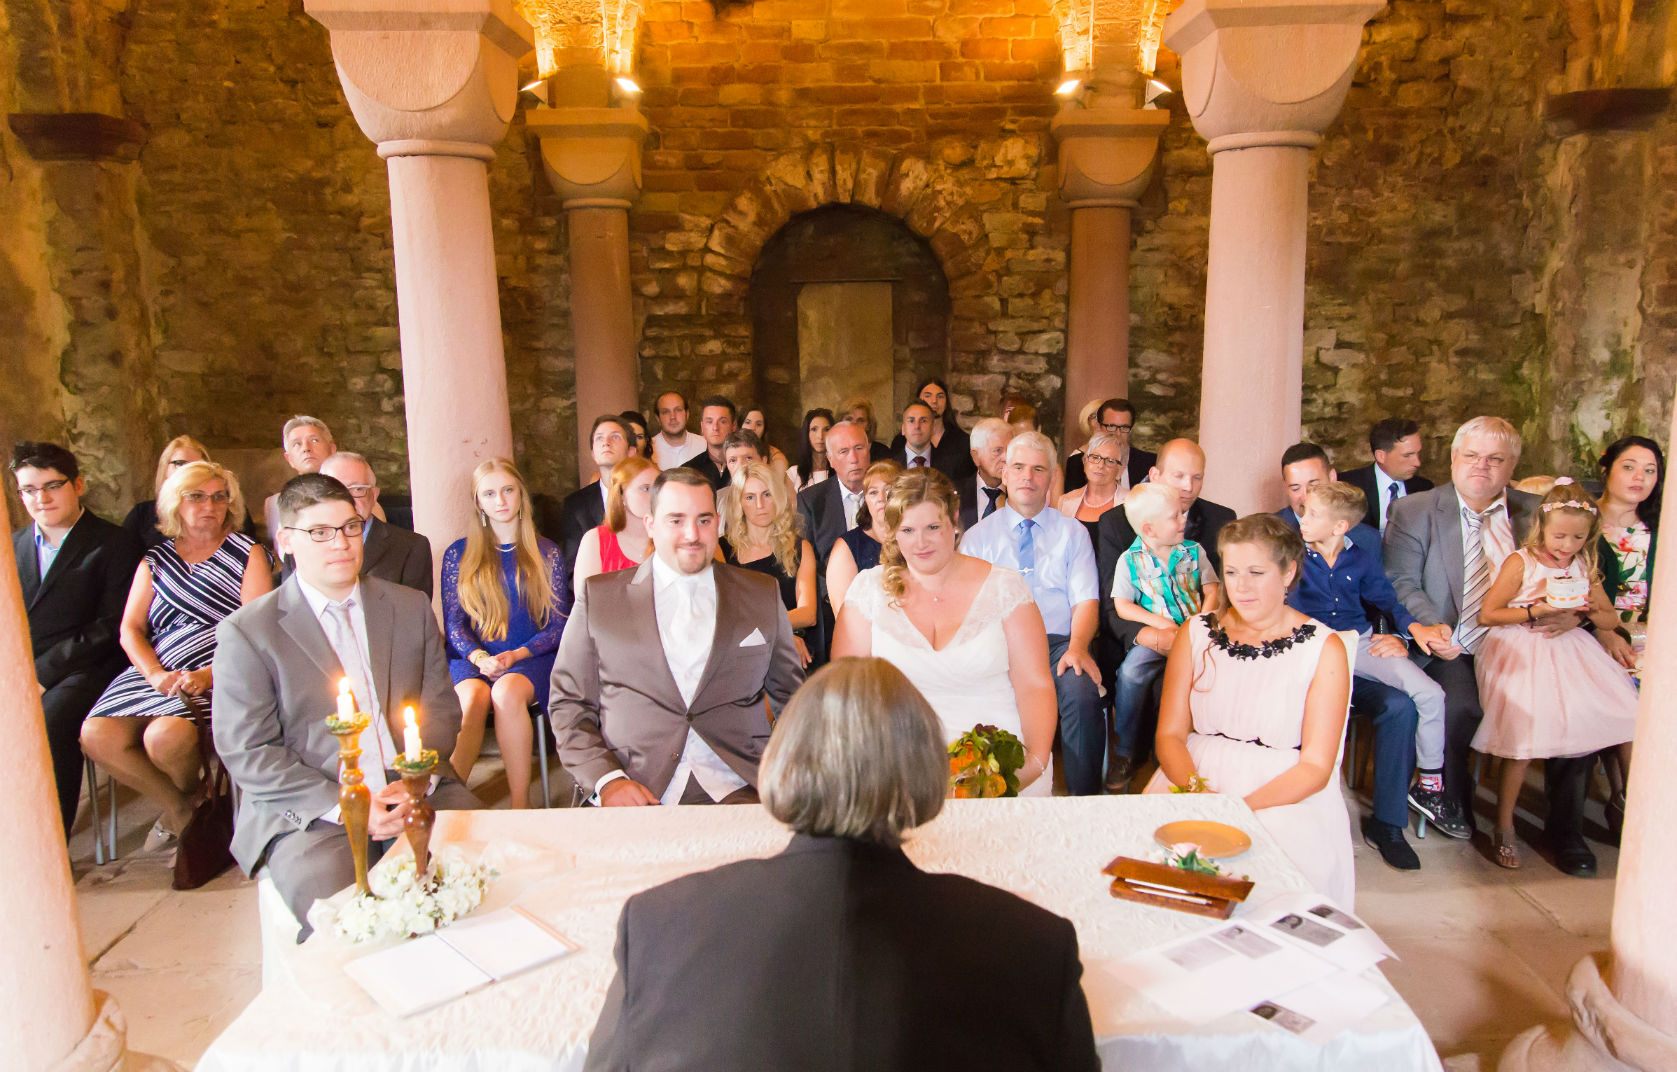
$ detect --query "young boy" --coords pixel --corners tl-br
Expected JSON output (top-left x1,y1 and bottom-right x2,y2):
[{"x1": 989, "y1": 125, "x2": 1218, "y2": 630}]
[
  {"x1": 1292, "y1": 483, "x2": 1455, "y2": 832},
  {"x1": 1108, "y1": 482, "x2": 1223, "y2": 782}
]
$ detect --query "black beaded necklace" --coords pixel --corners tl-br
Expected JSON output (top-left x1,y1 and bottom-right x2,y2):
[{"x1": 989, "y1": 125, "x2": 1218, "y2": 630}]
[{"x1": 1202, "y1": 613, "x2": 1317, "y2": 661}]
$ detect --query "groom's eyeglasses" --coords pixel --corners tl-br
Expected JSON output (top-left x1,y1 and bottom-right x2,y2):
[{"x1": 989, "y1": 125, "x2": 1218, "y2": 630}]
[{"x1": 284, "y1": 519, "x2": 366, "y2": 543}]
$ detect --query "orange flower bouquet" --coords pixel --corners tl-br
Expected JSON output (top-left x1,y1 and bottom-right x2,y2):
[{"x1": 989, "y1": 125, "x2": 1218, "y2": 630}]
[{"x1": 948, "y1": 725, "x2": 1026, "y2": 798}]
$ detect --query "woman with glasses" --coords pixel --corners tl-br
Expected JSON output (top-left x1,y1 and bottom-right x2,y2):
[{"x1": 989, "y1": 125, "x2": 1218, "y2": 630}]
[
  {"x1": 1057, "y1": 431, "x2": 1127, "y2": 546},
  {"x1": 82, "y1": 461, "x2": 271, "y2": 849},
  {"x1": 442, "y1": 458, "x2": 572, "y2": 807},
  {"x1": 122, "y1": 436, "x2": 258, "y2": 551}
]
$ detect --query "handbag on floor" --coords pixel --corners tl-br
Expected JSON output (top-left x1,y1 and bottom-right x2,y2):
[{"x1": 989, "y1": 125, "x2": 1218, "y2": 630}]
[{"x1": 173, "y1": 714, "x2": 235, "y2": 891}]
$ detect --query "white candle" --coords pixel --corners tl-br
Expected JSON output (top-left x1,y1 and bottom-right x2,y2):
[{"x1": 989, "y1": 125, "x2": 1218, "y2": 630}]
[
  {"x1": 337, "y1": 678, "x2": 355, "y2": 719},
  {"x1": 404, "y1": 706, "x2": 421, "y2": 762}
]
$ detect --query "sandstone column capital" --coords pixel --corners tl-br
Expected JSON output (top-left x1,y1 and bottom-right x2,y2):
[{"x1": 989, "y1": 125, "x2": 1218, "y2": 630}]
[
  {"x1": 1051, "y1": 106, "x2": 1170, "y2": 207},
  {"x1": 305, "y1": 0, "x2": 533, "y2": 159},
  {"x1": 1164, "y1": 0, "x2": 1386, "y2": 152},
  {"x1": 525, "y1": 105, "x2": 650, "y2": 208}
]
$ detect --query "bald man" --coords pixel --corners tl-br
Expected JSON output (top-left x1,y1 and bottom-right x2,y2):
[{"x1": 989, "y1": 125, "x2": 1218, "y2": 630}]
[{"x1": 1094, "y1": 439, "x2": 1236, "y2": 789}]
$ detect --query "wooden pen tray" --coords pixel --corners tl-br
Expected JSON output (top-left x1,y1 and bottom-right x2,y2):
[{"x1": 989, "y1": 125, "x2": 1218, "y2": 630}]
[{"x1": 1102, "y1": 856, "x2": 1255, "y2": 920}]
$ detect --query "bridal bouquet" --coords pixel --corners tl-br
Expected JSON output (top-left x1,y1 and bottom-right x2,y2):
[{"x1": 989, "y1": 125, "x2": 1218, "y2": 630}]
[
  {"x1": 331, "y1": 848, "x2": 493, "y2": 942},
  {"x1": 948, "y1": 725, "x2": 1026, "y2": 798}
]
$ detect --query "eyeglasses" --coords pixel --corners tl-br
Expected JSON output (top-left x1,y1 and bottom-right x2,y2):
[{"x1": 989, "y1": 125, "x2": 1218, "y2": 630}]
[
  {"x1": 1085, "y1": 453, "x2": 1120, "y2": 468},
  {"x1": 283, "y1": 518, "x2": 365, "y2": 543},
  {"x1": 17, "y1": 479, "x2": 71, "y2": 498},
  {"x1": 342, "y1": 484, "x2": 375, "y2": 497},
  {"x1": 1099, "y1": 422, "x2": 1133, "y2": 434},
  {"x1": 181, "y1": 491, "x2": 232, "y2": 504},
  {"x1": 1458, "y1": 451, "x2": 1509, "y2": 470}
]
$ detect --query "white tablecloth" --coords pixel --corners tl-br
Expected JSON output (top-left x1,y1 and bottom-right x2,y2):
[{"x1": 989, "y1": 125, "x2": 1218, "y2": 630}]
[{"x1": 198, "y1": 795, "x2": 1442, "y2": 1072}]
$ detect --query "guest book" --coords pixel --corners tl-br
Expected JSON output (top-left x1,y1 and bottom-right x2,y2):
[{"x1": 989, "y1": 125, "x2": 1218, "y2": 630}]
[{"x1": 344, "y1": 905, "x2": 578, "y2": 1017}]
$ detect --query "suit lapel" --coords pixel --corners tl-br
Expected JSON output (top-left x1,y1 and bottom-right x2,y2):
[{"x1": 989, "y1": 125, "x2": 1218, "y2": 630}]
[
  {"x1": 1436, "y1": 486, "x2": 1464, "y2": 614},
  {"x1": 30, "y1": 514, "x2": 89, "y2": 609},
  {"x1": 691, "y1": 566, "x2": 743, "y2": 711},
  {"x1": 360, "y1": 520, "x2": 389, "y2": 579},
  {"x1": 361, "y1": 580, "x2": 396, "y2": 725},
  {"x1": 15, "y1": 527, "x2": 41, "y2": 608},
  {"x1": 627, "y1": 560, "x2": 688, "y2": 713},
  {"x1": 277, "y1": 579, "x2": 346, "y2": 682}
]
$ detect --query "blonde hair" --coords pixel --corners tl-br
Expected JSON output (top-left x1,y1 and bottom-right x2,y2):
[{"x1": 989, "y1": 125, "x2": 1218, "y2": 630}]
[
  {"x1": 837, "y1": 396, "x2": 876, "y2": 438},
  {"x1": 1451, "y1": 416, "x2": 1522, "y2": 465},
  {"x1": 1122, "y1": 481, "x2": 1179, "y2": 532},
  {"x1": 156, "y1": 461, "x2": 243, "y2": 540},
  {"x1": 153, "y1": 435, "x2": 211, "y2": 494},
  {"x1": 1304, "y1": 482, "x2": 1367, "y2": 526},
  {"x1": 879, "y1": 467, "x2": 960, "y2": 604},
  {"x1": 855, "y1": 460, "x2": 903, "y2": 530},
  {"x1": 1524, "y1": 480, "x2": 1603, "y2": 582},
  {"x1": 457, "y1": 458, "x2": 555, "y2": 643},
  {"x1": 724, "y1": 460, "x2": 801, "y2": 576},
  {"x1": 604, "y1": 455, "x2": 659, "y2": 532},
  {"x1": 759, "y1": 657, "x2": 946, "y2": 847}
]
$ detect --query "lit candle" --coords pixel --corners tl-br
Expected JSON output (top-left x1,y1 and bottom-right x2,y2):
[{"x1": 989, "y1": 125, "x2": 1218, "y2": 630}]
[
  {"x1": 404, "y1": 706, "x2": 421, "y2": 762},
  {"x1": 337, "y1": 677, "x2": 355, "y2": 719}
]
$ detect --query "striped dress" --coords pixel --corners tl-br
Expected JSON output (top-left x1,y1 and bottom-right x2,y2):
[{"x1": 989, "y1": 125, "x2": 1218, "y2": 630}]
[{"x1": 88, "y1": 532, "x2": 259, "y2": 721}]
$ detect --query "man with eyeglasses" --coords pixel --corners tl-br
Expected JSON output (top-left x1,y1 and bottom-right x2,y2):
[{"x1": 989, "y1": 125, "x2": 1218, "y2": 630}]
[
  {"x1": 10, "y1": 441, "x2": 142, "y2": 837},
  {"x1": 1063, "y1": 399, "x2": 1155, "y2": 496},
  {"x1": 214, "y1": 473, "x2": 479, "y2": 939},
  {"x1": 317, "y1": 451, "x2": 432, "y2": 597}
]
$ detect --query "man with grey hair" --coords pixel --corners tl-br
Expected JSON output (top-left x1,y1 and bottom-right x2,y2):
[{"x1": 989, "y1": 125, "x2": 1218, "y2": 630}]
[
  {"x1": 317, "y1": 451, "x2": 432, "y2": 596},
  {"x1": 958, "y1": 417, "x2": 1013, "y2": 531},
  {"x1": 262, "y1": 416, "x2": 336, "y2": 547},
  {"x1": 959, "y1": 432, "x2": 1104, "y2": 795}
]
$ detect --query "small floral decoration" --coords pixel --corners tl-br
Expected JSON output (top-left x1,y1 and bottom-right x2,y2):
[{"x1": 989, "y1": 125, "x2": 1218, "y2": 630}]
[
  {"x1": 948, "y1": 725, "x2": 1026, "y2": 798},
  {"x1": 1161, "y1": 842, "x2": 1223, "y2": 876},
  {"x1": 332, "y1": 848, "x2": 493, "y2": 943},
  {"x1": 1168, "y1": 773, "x2": 1214, "y2": 795}
]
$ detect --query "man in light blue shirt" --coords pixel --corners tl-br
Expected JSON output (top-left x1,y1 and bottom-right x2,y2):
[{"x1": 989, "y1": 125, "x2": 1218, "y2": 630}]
[{"x1": 961, "y1": 432, "x2": 1104, "y2": 794}]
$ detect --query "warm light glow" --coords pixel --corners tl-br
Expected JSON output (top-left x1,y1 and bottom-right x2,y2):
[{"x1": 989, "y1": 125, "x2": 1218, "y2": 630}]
[
  {"x1": 404, "y1": 706, "x2": 422, "y2": 762},
  {"x1": 614, "y1": 76, "x2": 642, "y2": 96},
  {"x1": 1056, "y1": 78, "x2": 1083, "y2": 97},
  {"x1": 1148, "y1": 78, "x2": 1170, "y2": 96},
  {"x1": 337, "y1": 678, "x2": 354, "y2": 719},
  {"x1": 520, "y1": 78, "x2": 547, "y2": 93}
]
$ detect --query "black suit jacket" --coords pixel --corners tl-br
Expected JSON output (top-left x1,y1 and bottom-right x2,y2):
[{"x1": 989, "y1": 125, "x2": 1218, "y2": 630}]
[
  {"x1": 681, "y1": 448, "x2": 731, "y2": 492},
  {"x1": 1066, "y1": 446, "x2": 1155, "y2": 495},
  {"x1": 559, "y1": 482, "x2": 607, "y2": 576},
  {"x1": 14, "y1": 512, "x2": 141, "y2": 691},
  {"x1": 890, "y1": 428, "x2": 976, "y2": 484},
  {"x1": 1340, "y1": 464, "x2": 1435, "y2": 531},
  {"x1": 798, "y1": 476, "x2": 857, "y2": 665},
  {"x1": 867, "y1": 440, "x2": 893, "y2": 463},
  {"x1": 585, "y1": 834, "x2": 1098, "y2": 1072},
  {"x1": 957, "y1": 476, "x2": 1007, "y2": 533},
  {"x1": 1096, "y1": 494, "x2": 1236, "y2": 650}
]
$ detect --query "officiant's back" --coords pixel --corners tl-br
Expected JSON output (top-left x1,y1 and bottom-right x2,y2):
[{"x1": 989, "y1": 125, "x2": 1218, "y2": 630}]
[{"x1": 583, "y1": 657, "x2": 1099, "y2": 1072}]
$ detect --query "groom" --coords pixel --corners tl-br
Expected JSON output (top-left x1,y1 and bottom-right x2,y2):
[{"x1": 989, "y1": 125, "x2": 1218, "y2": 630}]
[{"x1": 550, "y1": 468, "x2": 804, "y2": 805}]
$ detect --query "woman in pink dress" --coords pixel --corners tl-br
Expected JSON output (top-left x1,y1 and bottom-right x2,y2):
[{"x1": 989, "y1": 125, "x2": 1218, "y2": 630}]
[
  {"x1": 572, "y1": 456, "x2": 657, "y2": 586},
  {"x1": 1473, "y1": 480, "x2": 1639, "y2": 870}
]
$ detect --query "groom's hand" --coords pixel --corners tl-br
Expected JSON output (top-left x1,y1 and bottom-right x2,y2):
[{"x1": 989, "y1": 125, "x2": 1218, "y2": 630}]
[
  {"x1": 368, "y1": 782, "x2": 413, "y2": 838},
  {"x1": 600, "y1": 778, "x2": 660, "y2": 807}
]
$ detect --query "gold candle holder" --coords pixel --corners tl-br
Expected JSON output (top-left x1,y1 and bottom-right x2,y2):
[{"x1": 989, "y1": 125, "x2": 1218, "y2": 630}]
[
  {"x1": 393, "y1": 749, "x2": 439, "y2": 881},
  {"x1": 325, "y1": 711, "x2": 373, "y2": 897}
]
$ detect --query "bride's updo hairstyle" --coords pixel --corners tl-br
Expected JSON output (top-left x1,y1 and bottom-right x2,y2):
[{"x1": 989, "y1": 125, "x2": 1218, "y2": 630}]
[
  {"x1": 760, "y1": 657, "x2": 946, "y2": 847},
  {"x1": 879, "y1": 466, "x2": 961, "y2": 604},
  {"x1": 1216, "y1": 513, "x2": 1306, "y2": 595}
]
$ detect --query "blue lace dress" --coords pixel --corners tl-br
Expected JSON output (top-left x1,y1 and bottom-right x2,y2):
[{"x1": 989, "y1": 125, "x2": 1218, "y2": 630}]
[{"x1": 442, "y1": 538, "x2": 572, "y2": 710}]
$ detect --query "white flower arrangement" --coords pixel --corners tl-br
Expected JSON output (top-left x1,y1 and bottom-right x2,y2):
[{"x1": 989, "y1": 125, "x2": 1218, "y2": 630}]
[{"x1": 332, "y1": 848, "x2": 494, "y2": 943}]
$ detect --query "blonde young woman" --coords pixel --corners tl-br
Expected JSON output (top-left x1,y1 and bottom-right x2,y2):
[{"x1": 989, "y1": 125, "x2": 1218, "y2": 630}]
[
  {"x1": 825, "y1": 459, "x2": 902, "y2": 616},
  {"x1": 83, "y1": 461, "x2": 272, "y2": 846},
  {"x1": 442, "y1": 458, "x2": 572, "y2": 807},
  {"x1": 572, "y1": 455, "x2": 658, "y2": 588},
  {"x1": 721, "y1": 460, "x2": 818, "y2": 667},
  {"x1": 830, "y1": 467, "x2": 1058, "y2": 794}
]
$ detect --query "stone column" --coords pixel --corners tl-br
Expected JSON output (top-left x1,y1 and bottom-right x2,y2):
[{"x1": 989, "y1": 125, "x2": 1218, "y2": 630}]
[
  {"x1": 0, "y1": 535, "x2": 176, "y2": 1071},
  {"x1": 526, "y1": 99, "x2": 648, "y2": 483},
  {"x1": 305, "y1": 0, "x2": 532, "y2": 577},
  {"x1": 1051, "y1": 103, "x2": 1169, "y2": 439},
  {"x1": 1164, "y1": 0, "x2": 1384, "y2": 515}
]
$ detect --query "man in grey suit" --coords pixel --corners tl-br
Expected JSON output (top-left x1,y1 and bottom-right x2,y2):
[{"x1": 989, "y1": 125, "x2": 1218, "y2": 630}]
[
  {"x1": 214, "y1": 474, "x2": 477, "y2": 935},
  {"x1": 277, "y1": 452, "x2": 434, "y2": 598},
  {"x1": 1383, "y1": 416, "x2": 1599, "y2": 876},
  {"x1": 551, "y1": 468, "x2": 804, "y2": 806}
]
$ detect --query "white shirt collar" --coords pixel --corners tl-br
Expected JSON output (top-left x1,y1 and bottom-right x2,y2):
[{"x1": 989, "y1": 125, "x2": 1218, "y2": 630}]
[
  {"x1": 651, "y1": 552, "x2": 716, "y2": 598},
  {"x1": 1374, "y1": 463, "x2": 1400, "y2": 489},
  {"x1": 906, "y1": 445, "x2": 932, "y2": 462},
  {"x1": 1455, "y1": 489, "x2": 1508, "y2": 519},
  {"x1": 297, "y1": 576, "x2": 363, "y2": 617}
]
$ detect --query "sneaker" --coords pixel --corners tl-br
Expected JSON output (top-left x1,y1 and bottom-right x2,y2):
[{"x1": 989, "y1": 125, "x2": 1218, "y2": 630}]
[
  {"x1": 1362, "y1": 818, "x2": 1421, "y2": 871},
  {"x1": 1104, "y1": 752, "x2": 1134, "y2": 795},
  {"x1": 1408, "y1": 786, "x2": 1472, "y2": 839},
  {"x1": 142, "y1": 819, "x2": 178, "y2": 854}
]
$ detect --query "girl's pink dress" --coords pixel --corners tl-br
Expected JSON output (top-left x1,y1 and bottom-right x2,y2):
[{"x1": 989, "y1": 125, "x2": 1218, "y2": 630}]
[{"x1": 1472, "y1": 549, "x2": 1638, "y2": 759}]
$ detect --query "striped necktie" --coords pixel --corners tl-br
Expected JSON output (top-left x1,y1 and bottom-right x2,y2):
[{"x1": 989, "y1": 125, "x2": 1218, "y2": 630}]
[
  {"x1": 1383, "y1": 483, "x2": 1399, "y2": 530},
  {"x1": 1455, "y1": 505, "x2": 1499, "y2": 654}
]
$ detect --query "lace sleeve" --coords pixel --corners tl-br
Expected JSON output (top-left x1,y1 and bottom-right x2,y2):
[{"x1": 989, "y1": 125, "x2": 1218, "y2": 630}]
[
  {"x1": 440, "y1": 540, "x2": 481, "y2": 659},
  {"x1": 523, "y1": 539, "x2": 570, "y2": 658},
  {"x1": 844, "y1": 566, "x2": 885, "y2": 622},
  {"x1": 984, "y1": 566, "x2": 1038, "y2": 622}
]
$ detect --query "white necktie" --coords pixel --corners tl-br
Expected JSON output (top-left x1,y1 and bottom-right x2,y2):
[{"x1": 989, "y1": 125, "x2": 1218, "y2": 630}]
[
  {"x1": 324, "y1": 600, "x2": 387, "y2": 789},
  {"x1": 668, "y1": 582, "x2": 710, "y2": 708}
]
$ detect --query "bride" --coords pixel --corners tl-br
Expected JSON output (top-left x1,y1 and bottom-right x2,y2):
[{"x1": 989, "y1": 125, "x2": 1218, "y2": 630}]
[{"x1": 831, "y1": 468, "x2": 1058, "y2": 794}]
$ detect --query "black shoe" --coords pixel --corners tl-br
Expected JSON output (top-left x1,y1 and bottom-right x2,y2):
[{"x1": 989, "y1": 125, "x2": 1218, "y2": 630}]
[
  {"x1": 1362, "y1": 818, "x2": 1421, "y2": 871},
  {"x1": 1104, "y1": 754, "x2": 1134, "y2": 795},
  {"x1": 1408, "y1": 786, "x2": 1472, "y2": 839},
  {"x1": 1549, "y1": 834, "x2": 1597, "y2": 878}
]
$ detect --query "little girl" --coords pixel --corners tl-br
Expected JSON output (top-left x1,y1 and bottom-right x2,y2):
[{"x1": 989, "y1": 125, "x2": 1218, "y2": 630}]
[{"x1": 1472, "y1": 479, "x2": 1638, "y2": 870}]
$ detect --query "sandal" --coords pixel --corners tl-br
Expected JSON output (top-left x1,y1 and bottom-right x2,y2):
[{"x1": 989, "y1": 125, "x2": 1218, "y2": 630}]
[{"x1": 1493, "y1": 827, "x2": 1521, "y2": 870}]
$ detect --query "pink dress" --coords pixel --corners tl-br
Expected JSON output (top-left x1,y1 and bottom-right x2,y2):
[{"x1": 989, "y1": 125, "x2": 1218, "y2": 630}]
[{"x1": 1472, "y1": 549, "x2": 1638, "y2": 760}]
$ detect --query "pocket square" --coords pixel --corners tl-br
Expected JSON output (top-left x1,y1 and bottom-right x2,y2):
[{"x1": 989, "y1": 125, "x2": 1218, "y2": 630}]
[{"x1": 739, "y1": 627, "x2": 767, "y2": 647}]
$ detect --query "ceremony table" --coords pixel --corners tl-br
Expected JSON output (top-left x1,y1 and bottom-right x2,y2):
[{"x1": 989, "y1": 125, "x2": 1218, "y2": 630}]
[{"x1": 197, "y1": 794, "x2": 1442, "y2": 1072}]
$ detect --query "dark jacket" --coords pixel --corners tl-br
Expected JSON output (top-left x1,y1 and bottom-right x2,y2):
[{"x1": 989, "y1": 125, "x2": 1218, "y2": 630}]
[
  {"x1": 1340, "y1": 464, "x2": 1434, "y2": 531},
  {"x1": 681, "y1": 448, "x2": 731, "y2": 492},
  {"x1": 1096, "y1": 494, "x2": 1236, "y2": 650},
  {"x1": 890, "y1": 426, "x2": 975, "y2": 484},
  {"x1": 584, "y1": 834, "x2": 1099, "y2": 1072},
  {"x1": 278, "y1": 516, "x2": 433, "y2": 598},
  {"x1": 14, "y1": 511, "x2": 141, "y2": 690},
  {"x1": 559, "y1": 481, "x2": 607, "y2": 577}
]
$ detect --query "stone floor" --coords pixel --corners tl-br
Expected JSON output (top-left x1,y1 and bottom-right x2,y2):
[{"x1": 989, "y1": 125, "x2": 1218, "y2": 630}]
[{"x1": 70, "y1": 750, "x2": 1617, "y2": 1070}]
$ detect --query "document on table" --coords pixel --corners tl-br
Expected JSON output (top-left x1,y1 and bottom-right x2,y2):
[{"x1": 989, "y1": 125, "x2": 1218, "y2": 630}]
[{"x1": 344, "y1": 906, "x2": 579, "y2": 1017}]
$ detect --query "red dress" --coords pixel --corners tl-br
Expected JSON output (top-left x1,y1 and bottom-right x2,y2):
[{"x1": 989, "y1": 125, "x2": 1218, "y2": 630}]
[{"x1": 597, "y1": 525, "x2": 638, "y2": 573}]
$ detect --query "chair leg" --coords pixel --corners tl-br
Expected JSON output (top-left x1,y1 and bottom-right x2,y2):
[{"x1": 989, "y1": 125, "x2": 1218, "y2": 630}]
[
  {"x1": 85, "y1": 756, "x2": 106, "y2": 866},
  {"x1": 532, "y1": 707, "x2": 551, "y2": 810}
]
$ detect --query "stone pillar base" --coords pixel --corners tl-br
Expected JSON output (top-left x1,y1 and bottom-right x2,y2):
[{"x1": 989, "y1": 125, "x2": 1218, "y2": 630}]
[
  {"x1": 50, "y1": 991, "x2": 182, "y2": 1072},
  {"x1": 1500, "y1": 955, "x2": 1677, "y2": 1072}
]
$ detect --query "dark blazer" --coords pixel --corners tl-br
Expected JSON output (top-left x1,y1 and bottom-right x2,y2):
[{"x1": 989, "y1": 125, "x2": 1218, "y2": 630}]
[
  {"x1": 549, "y1": 560, "x2": 804, "y2": 797},
  {"x1": 279, "y1": 516, "x2": 433, "y2": 598},
  {"x1": 1096, "y1": 494, "x2": 1236, "y2": 649},
  {"x1": 1340, "y1": 464, "x2": 1435, "y2": 531},
  {"x1": 585, "y1": 834, "x2": 1099, "y2": 1072},
  {"x1": 559, "y1": 481, "x2": 607, "y2": 577},
  {"x1": 1066, "y1": 446, "x2": 1155, "y2": 495},
  {"x1": 1382, "y1": 483, "x2": 1538, "y2": 630},
  {"x1": 680, "y1": 448, "x2": 731, "y2": 492},
  {"x1": 957, "y1": 476, "x2": 1007, "y2": 533},
  {"x1": 867, "y1": 440, "x2": 893, "y2": 463},
  {"x1": 798, "y1": 477, "x2": 858, "y2": 666},
  {"x1": 890, "y1": 428, "x2": 976, "y2": 483},
  {"x1": 15, "y1": 512, "x2": 140, "y2": 690}
]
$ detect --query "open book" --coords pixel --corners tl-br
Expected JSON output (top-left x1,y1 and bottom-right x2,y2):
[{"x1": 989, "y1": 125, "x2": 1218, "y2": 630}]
[{"x1": 344, "y1": 905, "x2": 579, "y2": 1017}]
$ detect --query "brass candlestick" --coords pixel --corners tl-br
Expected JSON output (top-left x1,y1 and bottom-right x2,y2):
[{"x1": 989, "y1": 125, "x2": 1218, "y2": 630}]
[
  {"x1": 394, "y1": 750, "x2": 439, "y2": 881},
  {"x1": 325, "y1": 712, "x2": 373, "y2": 897}
]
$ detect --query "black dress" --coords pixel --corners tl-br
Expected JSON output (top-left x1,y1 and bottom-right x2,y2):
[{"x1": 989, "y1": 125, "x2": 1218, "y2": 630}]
[
  {"x1": 722, "y1": 538, "x2": 802, "y2": 630},
  {"x1": 839, "y1": 527, "x2": 882, "y2": 573}
]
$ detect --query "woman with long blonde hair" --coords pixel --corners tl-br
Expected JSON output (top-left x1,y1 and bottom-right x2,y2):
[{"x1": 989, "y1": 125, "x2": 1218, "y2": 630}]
[
  {"x1": 572, "y1": 455, "x2": 658, "y2": 589},
  {"x1": 721, "y1": 460, "x2": 817, "y2": 667},
  {"x1": 441, "y1": 458, "x2": 572, "y2": 807}
]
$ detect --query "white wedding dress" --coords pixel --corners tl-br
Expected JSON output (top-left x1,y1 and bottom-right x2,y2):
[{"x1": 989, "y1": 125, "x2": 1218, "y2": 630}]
[{"x1": 844, "y1": 564, "x2": 1052, "y2": 796}]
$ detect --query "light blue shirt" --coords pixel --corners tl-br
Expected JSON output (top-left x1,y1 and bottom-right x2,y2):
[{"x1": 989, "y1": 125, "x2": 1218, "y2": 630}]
[
  {"x1": 960, "y1": 503, "x2": 1097, "y2": 636},
  {"x1": 33, "y1": 511, "x2": 81, "y2": 580}
]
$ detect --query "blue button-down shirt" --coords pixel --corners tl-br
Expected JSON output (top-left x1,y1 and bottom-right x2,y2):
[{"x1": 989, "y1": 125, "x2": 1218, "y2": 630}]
[
  {"x1": 34, "y1": 519, "x2": 73, "y2": 581},
  {"x1": 960, "y1": 503, "x2": 1097, "y2": 636},
  {"x1": 1278, "y1": 510, "x2": 1417, "y2": 635}
]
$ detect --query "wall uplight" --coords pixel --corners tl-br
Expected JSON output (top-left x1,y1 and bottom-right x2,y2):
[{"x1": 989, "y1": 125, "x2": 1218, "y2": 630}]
[
  {"x1": 1144, "y1": 78, "x2": 1173, "y2": 105},
  {"x1": 1056, "y1": 78, "x2": 1083, "y2": 98},
  {"x1": 614, "y1": 76, "x2": 642, "y2": 98}
]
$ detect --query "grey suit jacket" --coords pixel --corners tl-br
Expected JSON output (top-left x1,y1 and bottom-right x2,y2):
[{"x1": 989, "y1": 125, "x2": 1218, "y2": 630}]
[
  {"x1": 549, "y1": 559, "x2": 805, "y2": 797},
  {"x1": 211, "y1": 575, "x2": 464, "y2": 874},
  {"x1": 1382, "y1": 482, "x2": 1538, "y2": 628}
]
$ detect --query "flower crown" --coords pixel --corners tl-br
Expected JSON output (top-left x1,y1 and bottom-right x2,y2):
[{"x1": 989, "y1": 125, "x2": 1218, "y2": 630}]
[{"x1": 1541, "y1": 477, "x2": 1597, "y2": 514}]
